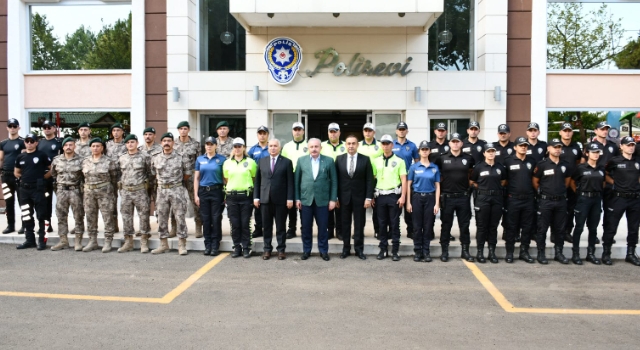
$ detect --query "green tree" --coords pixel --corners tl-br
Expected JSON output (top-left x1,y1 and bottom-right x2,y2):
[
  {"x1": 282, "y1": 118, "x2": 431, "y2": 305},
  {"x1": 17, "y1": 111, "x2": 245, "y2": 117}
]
[
  {"x1": 61, "y1": 26, "x2": 96, "y2": 70},
  {"x1": 85, "y1": 13, "x2": 132, "y2": 69},
  {"x1": 548, "y1": 111, "x2": 606, "y2": 144},
  {"x1": 31, "y1": 13, "x2": 64, "y2": 70},
  {"x1": 547, "y1": 2, "x2": 626, "y2": 69},
  {"x1": 614, "y1": 38, "x2": 640, "y2": 69}
]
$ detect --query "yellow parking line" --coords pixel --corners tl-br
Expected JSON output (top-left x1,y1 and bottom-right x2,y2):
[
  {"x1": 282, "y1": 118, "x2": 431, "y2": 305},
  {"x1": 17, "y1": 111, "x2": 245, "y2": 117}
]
[
  {"x1": 464, "y1": 260, "x2": 640, "y2": 315},
  {"x1": 0, "y1": 253, "x2": 228, "y2": 304}
]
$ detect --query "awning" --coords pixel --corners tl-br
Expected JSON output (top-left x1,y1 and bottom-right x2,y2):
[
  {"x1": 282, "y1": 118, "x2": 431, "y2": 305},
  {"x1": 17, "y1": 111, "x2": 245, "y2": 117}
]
[{"x1": 619, "y1": 111, "x2": 640, "y2": 122}]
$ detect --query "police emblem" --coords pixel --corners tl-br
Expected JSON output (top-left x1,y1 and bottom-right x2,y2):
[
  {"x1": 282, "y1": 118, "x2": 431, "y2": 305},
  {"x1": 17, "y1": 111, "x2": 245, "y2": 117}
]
[
  {"x1": 462, "y1": 159, "x2": 468, "y2": 165},
  {"x1": 215, "y1": 159, "x2": 220, "y2": 164},
  {"x1": 608, "y1": 146, "x2": 613, "y2": 153},
  {"x1": 526, "y1": 163, "x2": 532, "y2": 169},
  {"x1": 636, "y1": 163, "x2": 639, "y2": 170},
  {"x1": 374, "y1": 146, "x2": 379, "y2": 151},
  {"x1": 599, "y1": 170, "x2": 604, "y2": 176},
  {"x1": 264, "y1": 37, "x2": 303, "y2": 85},
  {"x1": 572, "y1": 149, "x2": 577, "y2": 155},
  {"x1": 538, "y1": 148, "x2": 543, "y2": 154},
  {"x1": 432, "y1": 168, "x2": 437, "y2": 174},
  {"x1": 477, "y1": 146, "x2": 482, "y2": 152},
  {"x1": 243, "y1": 162, "x2": 248, "y2": 168},
  {"x1": 51, "y1": 144, "x2": 56, "y2": 150},
  {"x1": 33, "y1": 157, "x2": 39, "y2": 164},
  {"x1": 496, "y1": 169, "x2": 501, "y2": 175},
  {"x1": 507, "y1": 148, "x2": 512, "y2": 154},
  {"x1": 14, "y1": 144, "x2": 19, "y2": 150},
  {"x1": 391, "y1": 161, "x2": 397, "y2": 167},
  {"x1": 340, "y1": 146, "x2": 345, "y2": 152},
  {"x1": 406, "y1": 146, "x2": 410, "y2": 151},
  {"x1": 561, "y1": 166, "x2": 566, "y2": 173},
  {"x1": 444, "y1": 146, "x2": 450, "y2": 151},
  {"x1": 303, "y1": 147, "x2": 308, "y2": 152}
]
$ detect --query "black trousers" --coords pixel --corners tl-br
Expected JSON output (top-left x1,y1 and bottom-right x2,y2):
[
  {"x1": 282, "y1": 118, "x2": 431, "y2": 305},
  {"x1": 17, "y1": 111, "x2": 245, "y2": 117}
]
[
  {"x1": 572, "y1": 195, "x2": 601, "y2": 248},
  {"x1": 564, "y1": 188, "x2": 577, "y2": 234},
  {"x1": 327, "y1": 206, "x2": 342, "y2": 236},
  {"x1": 44, "y1": 178, "x2": 54, "y2": 222},
  {"x1": 18, "y1": 184, "x2": 46, "y2": 243},
  {"x1": 536, "y1": 198, "x2": 567, "y2": 249},
  {"x1": 227, "y1": 193, "x2": 253, "y2": 249},
  {"x1": 602, "y1": 195, "x2": 640, "y2": 247},
  {"x1": 1, "y1": 173, "x2": 19, "y2": 227},
  {"x1": 474, "y1": 194, "x2": 503, "y2": 246},
  {"x1": 440, "y1": 194, "x2": 472, "y2": 245},
  {"x1": 340, "y1": 199, "x2": 366, "y2": 253},
  {"x1": 504, "y1": 196, "x2": 535, "y2": 246},
  {"x1": 253, "y1": 203, "x2": 263, "y2": 235},
  {"x1": 261, "y1": 201, "x2": 288, "y2": 252},
  {"x1": 376, "y1": 193, "x2": 401, "y2": 251},
  {"x1": 198, "y1": 187, "x2": 224, "y2": 250},
  {"x1": 411, "y1": 192, "x2": 435, "y2": 254}
]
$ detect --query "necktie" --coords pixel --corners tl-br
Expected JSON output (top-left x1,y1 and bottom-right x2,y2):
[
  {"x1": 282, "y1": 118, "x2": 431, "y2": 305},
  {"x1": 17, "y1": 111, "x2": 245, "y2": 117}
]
[
  {"x1": 271, "y1": 157, "x2": 276, "y2": 173},
  {"x1": 349, "y1": 156, "x2": 355, "y2": 177}
]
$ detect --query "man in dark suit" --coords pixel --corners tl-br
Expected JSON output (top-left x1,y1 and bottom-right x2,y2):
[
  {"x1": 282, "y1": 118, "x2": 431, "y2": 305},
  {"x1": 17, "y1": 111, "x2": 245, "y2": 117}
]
[
  {"x1": 254, "y1": 139, "x2": 294, "y2": 260},
  {"x1": 295, "y1": 138, "x2": 338, "y2": 261},
  {"x1": 336, "y1": 135, "x2": 374, "y2": 259}
]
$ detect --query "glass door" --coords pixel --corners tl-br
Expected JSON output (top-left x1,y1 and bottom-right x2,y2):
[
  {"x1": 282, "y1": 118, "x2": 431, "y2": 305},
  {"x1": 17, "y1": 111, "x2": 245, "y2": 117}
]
[
  {"x1": 373, "y1": 112, "x2": 402, "y2": 139},
  {"x1": 429, "y1": 114, "x2": 474, "y2": 139},
  {"x1": 271, "y1": 111, "x2": 301, "y2": 144}
]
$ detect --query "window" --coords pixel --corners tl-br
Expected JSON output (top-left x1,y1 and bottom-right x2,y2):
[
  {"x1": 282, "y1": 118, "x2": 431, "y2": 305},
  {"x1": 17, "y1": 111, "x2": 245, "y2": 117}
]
[
  {"x1": 428, "y1": 0, "x2": 475, "y2": 71},
  {"x1": 373, "y1": 114, "x2": 402, "y2": 139},
  {"x1": 272, "y1": 113, "x2": 299, "y2": 145},
  {"x1": 30, "y1": 4, "x2": 132, "y2": 71},
  {"x1": 200, "y1": 0, "x2": 246, "y2": 71}
]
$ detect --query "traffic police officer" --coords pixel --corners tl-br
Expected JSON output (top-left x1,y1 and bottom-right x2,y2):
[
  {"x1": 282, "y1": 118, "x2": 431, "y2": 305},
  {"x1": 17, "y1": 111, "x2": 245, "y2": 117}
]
[
  {"x1": 75, "y1": 122, "x2": 92, "y2": 158},
  {"x1": 360, "y1": 122, "x2": 384, "y2": 238},
  {"x1": 570, "y1": 142, "x2": 604, "y2": 265},
  {"x1": 373, "y1": 134, "x2": 407, "y2": 261},
  {"x1": 435, "y1": 133, "x2": 475, "y2": 262},
  {"x1": 558, "y1": 122, "x2": 583, "y2": 243},
  {"x1": 525, "y1": 122, "x2": 548, "y2": 163},
  {"x1": 281, "y1": 122, "x2": 308, "y2": 238},
  {"x1": 494, "y1": 124, "x2": 515, "y2": 165},
  {"x1": 37, "y1": 120, "x2": 62, "y2": 233},
  {"x1": 174, "y1": 121, "x2": 202, "y2": 238},
  {"x1": 223, "y1": 138, "x2": 257, "y2": 258},
  {"x1": 321, "y1": 122, "x2": 346, "y2": 240},
  {"x1": 48, "y1": 138, "x2": 85, "y2": 251},
  {"x1": 248, "y1": 125, "x2": 271, "y2": 239},
  {"x1": 470, "y1": 143, "x2": 507, "y2": 263},
  {"x1": 532, "y1": 138, "x2": 571, "y2": 264},
  {"x1": 462, "y1": 121, "x2": 487, "y2": 164},
  {"x1": 0, "y1": 118, "x2": 25, "y2": 234},
  {"x1": 602, "y1": 136, "x2": 640, "y2": 266},
  {"x1": 392, "y1": 121, "x2": 419, "y2": 239},
  {"x1": 14, "y1": 133, "x2": 51, "y2": 250},
  {"x1": 503, "y1": 136, "x2": 537, "y2": 263}
]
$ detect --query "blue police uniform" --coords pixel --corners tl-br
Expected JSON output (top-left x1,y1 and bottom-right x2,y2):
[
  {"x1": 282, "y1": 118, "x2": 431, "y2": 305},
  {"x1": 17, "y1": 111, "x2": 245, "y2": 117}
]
[
  {"x1": 408, "y1": 162, "x2": 439, "y2": 261},
  {"x1": 195, "y1": 153, "x2": 226, "y2": 254}
]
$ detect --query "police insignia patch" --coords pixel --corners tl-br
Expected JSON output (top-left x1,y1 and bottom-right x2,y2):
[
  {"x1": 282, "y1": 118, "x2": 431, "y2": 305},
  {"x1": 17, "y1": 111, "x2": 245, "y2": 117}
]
[
  {"x1": 432, "y1": 168, "x2": 437, "y2": 174},
  {"x1": 33, "y1": 157, "x2": 39, "y2": 164},
  {"x1": 340, "y1": 146, "x2": 345, "y2": 152},
  {"x1": 391, "y1": 161, "x2": 397, "y2": 167},
  {"x1": 496, "y1": 169, "x2": 501, "y2": 175},
  {"x1": 303, "y1": 147, "x2": 308, "y2": 152},
  {"x1": 609, "y1": 146, "x2": 614, "y2": 153},
  {"x1": 572, "y1": 149, "x2": 577, "y2": 155},
  {"x1": 636, "y1": 163, "x2": 639, "y2": 170},
  {"x1": 51, "y1": 145, "x2": 56, "y2": 150},
  {"x1": 527, "y1": 163, "x2": 532, "y2": 169},
  {"x1": 374, "y1": 146, "x2": 379, "y2": 151},
  {"x1": 243, "y1": 162, "x2": 248, "y2": 167},
  {"x1": 538, "y1": 148, "x2": 543, "y2": 154},
  {"x1": 264, "y1": 37, "x2": 303, "y2": 85},
  {"x1": 477, "y1": 146, "x2": 482, "y2": 152},
  {"x1": 406, "y1": 146, "x2": 410, "y2": 151},
  {"x1": 561, "y1": 166, "x2": 566, "y2": 173},
  {"x1": 507, "y1": 148, "x2": 512, "y2": 154},
  {"x1": 444, "y1": 146, "x2": 450, "y2": 151},
  {"x1": 599, "y1": 170, "x2": 604, "y2": 176},
  {"x1": 462, "y1": 159, "x2": 467, "y2": 165},
  {"x1": 216, "y1": 159, "x2": 220, "y2": 163},
  {"x1": 14, "y1": 144, "x2": 19, "y2": 150}
]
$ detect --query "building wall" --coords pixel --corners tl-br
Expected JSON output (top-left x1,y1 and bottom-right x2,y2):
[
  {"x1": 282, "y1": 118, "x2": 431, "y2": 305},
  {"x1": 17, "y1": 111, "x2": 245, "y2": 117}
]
[
  {"x1": 506, "y1": 0, "x2": 531, "y2": 139},
  {"x1": 146, "y1": 0, "x2": 168, "y2": 135}
]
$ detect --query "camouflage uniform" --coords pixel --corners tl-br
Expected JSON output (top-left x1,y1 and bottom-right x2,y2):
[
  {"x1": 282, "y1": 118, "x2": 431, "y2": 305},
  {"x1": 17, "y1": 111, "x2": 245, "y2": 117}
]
[
  {"x1": 118, "y1": 151, "x2": 152, "y2": 236},
  {"x1": 105, "y1": 139, "x2": 126, "y2": 230},
  {"x1": 216, "y1": 137, "x2": 233, "y2": 158},
  {"x1": 50, "y1": 153, "x2": 85, "y2": 238},
  {"x1": 82, "y1": 156, "x2": 118, "y2": 238},
  {"x1": 151, "y1": 151, "x2": 192, "y2": 239},
  {"x1": 138, "y1": 143, "x2": 163, "y2": 201},
  {"x1": 75, "y1": 139, "x2": 92, "y2": 158},
  {"x1": 174, "y1": 136, "x2": 201, "y2": 229}
]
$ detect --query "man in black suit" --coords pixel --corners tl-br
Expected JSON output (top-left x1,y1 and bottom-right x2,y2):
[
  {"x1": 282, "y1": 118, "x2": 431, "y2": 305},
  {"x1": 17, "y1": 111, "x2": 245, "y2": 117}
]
[
  {"x1": 335, "y1": 134, "x2": 374, "y2": 259},
  {"x1": 254, "y1": 139, "x2": 294, "y2": 260}
]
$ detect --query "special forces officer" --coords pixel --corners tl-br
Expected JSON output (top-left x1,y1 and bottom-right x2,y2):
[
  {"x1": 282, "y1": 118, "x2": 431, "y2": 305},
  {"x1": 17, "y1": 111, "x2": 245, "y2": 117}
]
[
  {"x1": 81, "y1": 138, "x2": 118, "y2": 253},
  {"x1": 525, "y1": 122, "x2": 548, "y2": 163},
  {"x1": 281, "y1": 122, "x2": 308, "y2": 239},
  {"x1": 558, "y1": 122, "x2": 583, "y2": 243},
  {"x1": 359, "y1": 122, "x2": 383, "y2": 238},
  {"x1": 117, "y1": 134, "x2": 153, "y2": 253},
  {"x1": 435, "y1": 133, "x2": 475, "y2": 262},
  {"x1": 462, "y1": 121, "x2": 487, "y2": 165},
  {"x1": 321, "y1": 122, "x2": 346, "y2": 240},
  {"x1": 75, "y1": 122, "x2": 92, "y2": 158},
  {"x1": 151, "y1": 132, "x2": 193, "y2": 255},
  {"x1": 139, "y1": 127, "x2": 163, "y2": 156},
  {"x1": 14, "y1": 134, "x2": 51, "y2": 250},
  {"x1": 0, "y1": 118, "x2": 25, "y2": 234},
  {"x1": 215, "y1": 121, "x2": 233, "y2": 157},
  {"x1": 373, "y1": 134, "x2": 407, "y2": 261},
  {"x1": 392, "y1": 121, "x2": 418, "y2": 239},
  {"x1": 48, "y1": 138, "x2": 85, "y2": 251},
  {"x1": 37, "y1": 120, "x2": 62, "y2": 233},
  {"x1": 174, "y1": 121, "x2": 202, "y2": 238},
  {"x1": 503, "y1": 136, "x2": 537, "y2": 263},
  {"x1": 494, "y1": 124, "x2": 515, "y2": 165},
  {"x1": 105, "y1": 123, "x2": 126, "y2": 233},
  {"x1": 532, "y1": 138, "x2": 571, "y2": 265},
  {"x1": 602, "y1": 136, "x2": 640, "y2": 266}
]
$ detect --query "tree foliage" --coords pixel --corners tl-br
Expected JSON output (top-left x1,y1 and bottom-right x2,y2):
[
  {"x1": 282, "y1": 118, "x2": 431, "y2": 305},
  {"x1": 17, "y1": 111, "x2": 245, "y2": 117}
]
[
  {"x1": 547, "y1": 2, "x2": 625, "y2": 69},
  {"x1": 614, "y1": 38, "x2": 640, "y2": 69},
  {"x1": 31, "y1": 13, "x2": 64, "y2": 70},
  {"x1": 548, "y1": 111, "x2": 606, "y2": 144},
  {"x1": 428, "y1": 0, "x2": 472, "y2": 71}
]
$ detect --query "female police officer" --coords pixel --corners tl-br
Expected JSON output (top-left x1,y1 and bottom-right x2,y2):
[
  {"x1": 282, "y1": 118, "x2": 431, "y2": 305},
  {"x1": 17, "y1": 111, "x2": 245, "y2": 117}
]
[
  {"x1": 81, "y1": 138, "x2": 118, "y2": 253},
  {"x1": 406, "y1": 141, "x2": 440, "y2": 262},
  {"x1": 470, "y1": 143, "x2": 506, "y2": 263},
  {"x1": 194, "y1": 136, "x2": 226, "y2": 257},
  {"x1": 223, "y1": 138, "x2": 257, "y2": 258}
]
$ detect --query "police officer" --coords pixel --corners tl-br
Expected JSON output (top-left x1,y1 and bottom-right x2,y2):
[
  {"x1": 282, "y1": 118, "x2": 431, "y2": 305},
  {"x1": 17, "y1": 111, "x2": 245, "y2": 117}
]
[
  {"x1": 373, "y1": 134, "x2": 407, "y2": 261},
  {"x1": 525, "y1": 122, "x2": 548, "y2": 163},
  {"x1": 359, "y1": 122, "x2": 384, "y2": 239},
  {"x1": 223, "y1": 138, "x2": 257, "y2": 258},
  {"x1": 470, "y1": 143, "x2": 507, "y2": 263},
  {"x1": 321, "y1": 122, "x2": 346, "y2": 240},
  {"x1": 75, "y1": 122, "x2": 93, "y2": 158},
  {"x1": 532, "y1": 138, "x2": 571, "y2": 264},
  {"x1": 14, "y1": 133, "x2": 51, "y2": 250},
  {"x1": 435, "y1": 133, "x2": 476, "y2": 262},
  {"x1": 151, "y1": 132, "x2": 192, "y2": 255},
  {"x1": 37, "y1": 120, "x2": 62, "y2": 233},
  {"x1": 174, "y1": 121, "x2": 202, "y2": 238},
  {"x1": 462, "y1": 121, "x2": 487, "y2": 165},
  {"x1": 503, "y1": 136, "x2": 537, "y2": 263},
  {"x1": 590, "y1": 121, "x2": 619, "y2": 243},
  {"x1": 215, "y1": 121, "x2": 233, "y2": 157},
  {"x1": 105, "y1": 123, "x2": 126, "y2": 234},
  {"x1": 281, "y1": 122, "x2": 308, "y2": 239},
  {"x1": 0, "y1": 118, "x2": 25, "y2": 234},
  {"x1": 570, "y1": 142, "x2": 604, "y2": 265},
  {"x1": 428, "y1": 122, "x2": 450, "y2": 163},
  {"x1": 48, "y1": 138, "x2": 85, "y2": 251},
  {"x1": 602, "y1": 136, "x2": 640, "y2": 266},
  {"x1": 406, "y1": 141, "x2": 440, "y2": 262},
  {"x1": 81, "y1": 138, "x2": 119, "y2": 253},
  {"x1": 392, "y1": 121, "x2": 419, "y2": 239},
  {"x1": 558, "y1": 122, "x2": 583, "y2": 243},
  {"x1": 117, "y1": 134, "x2": 153, "y2": 253},
  {"x1": 494, "y1": 124, "x2": 514, "y2": 165},
  {"x1": 248, "y1": 126, "x2": 271, "y2": 239}
]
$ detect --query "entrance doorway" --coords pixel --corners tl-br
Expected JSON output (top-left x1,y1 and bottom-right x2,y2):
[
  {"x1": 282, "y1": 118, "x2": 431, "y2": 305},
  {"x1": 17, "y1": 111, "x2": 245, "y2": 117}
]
[
  {"x1": 429, "y1": 117, "x2": 472, "y2": 140},
  {"x1": 200, "y1": 114, "x2": 246, "y2": 141},
  {"x1": 306, "y1": 111, "x2": 368, "y2": 141}
]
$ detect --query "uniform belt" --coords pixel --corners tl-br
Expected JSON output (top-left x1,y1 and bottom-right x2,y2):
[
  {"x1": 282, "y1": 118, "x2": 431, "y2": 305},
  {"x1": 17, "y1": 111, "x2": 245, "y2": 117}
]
[
  {"x1": 58, "y1": 184, "x2": 80, "y2": 191},
  {"x1": 476, "y1": 189, "x2": 503, "y2": 196},
  {"x1": 202, "y1": 184, "x2": 223, "y2": 191},
  {"x1": 540, "y1": 194, "x2": 565, "y2": 201},
  {"x1": 85, "y1": 182, "x2": 110, "y2": 190},
  {"x1": 508, "y1": 194, "x2": 533, "y2": 199},
  {"x1": 226, "y1": 190, "x2": 250, "y2": 195},
  {"x1": 375, "y1": 186, "x2": 402, "y2": 197},
  {"x1": 20, "y1": 182, "x2": 38, "y2": 189},
  {"x1": 122, "y1": 183, "x2": 146, "y2": 191},
  {"x1": 579, "y1": 191, "x2": 601, "y2": 198},
  {"x1": 443, "y1": 192, "x2": 467, "y2": 198},
  {"x1": 160, "y1": 182, "x2": 183, "y2": 189},
  {"x1": 415, "y1": 192, "x2": 435, "y2": 196},
  {"x1": 614, "y1": 191, "x2": 640, "y2": 199}
]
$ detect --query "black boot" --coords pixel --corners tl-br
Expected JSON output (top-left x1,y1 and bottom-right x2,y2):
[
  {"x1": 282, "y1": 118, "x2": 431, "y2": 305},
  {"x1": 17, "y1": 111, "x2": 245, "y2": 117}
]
[
  {"x1": 2, "y1": 225, "x2": 15, "y2": 234},
  {"x1": 407, "y1": 230, "x2": 413, "y2": 239},
  {"x1": 488, "y1": 244, "x2": 499, "y2": 263},
  {"x1": 286, "y1": 229, "x2": 297, "y2": 239},
  {"x1": 36, "y1": 234, "x2": 46, "y2": 251},
  {"x1": 585, "y1": 246, "x2": 601, "y2": 265},
  {"x1": 476, "y1": 244, "x2": 486, "y2": 263},
  {"x1": 519, "y1": 245, "x2": 535, "y2": 263},
  {"x1": 505, "y1": 244, "x2": 514, "y2": 263},
  {"x1": 336, "y1": 231, "x2": 343, "y2": 241},
  {"x1": 440, "y1": 245, "x2": 449, "y2": 262},
  {"x1": 423, "y1": 248, "x2": 432, "y2": 262},
  {"x1": 377, "y1": 248, "x2": 388, "y2": 260},
  {"x1": 537, "y1": 248, "x2": 548, "y2": 264},
  {"x1": 231, "y1": 245, "x2": 242, "y2": 258},
  {"x1": 571, "y1": 248, "x2": 583, "y2": 265},
  {"x1": 413, "y1": 250, "x2": 422, "y2": 262},
  {"x1": 461, "y1": 244, "x2": 474, "y2": 262},
  {"x1": 18, "y1": 227, "x2": 25, "y2": 234},
  {"x1": 601, "y1": 245, "x2": 613, "y2": 266},
  {"x1": 625, "y1": 246, "x2": 640, "y2": 266},
  {"x1": 554, "y1": 246, "x2": 569, "y2": 264},
  {"x1": 392, "y1": 250, "x2": 400, "y2": 262},
  {"x1": 17, "y1": 230, "x2": 37, "y2": 249}
]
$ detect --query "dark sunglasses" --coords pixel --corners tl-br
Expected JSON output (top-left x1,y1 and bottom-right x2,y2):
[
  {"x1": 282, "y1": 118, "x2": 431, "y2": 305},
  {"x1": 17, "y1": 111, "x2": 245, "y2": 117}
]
[
  {"x1": 43, "y1": 126, "x2": 54, "y2": 130},
  {"x1": 8, "y1": 125, "x2": 18, "y2": 129},
  {"x1": 25, "y1": 139, "x2": 36, "y2": 144}
]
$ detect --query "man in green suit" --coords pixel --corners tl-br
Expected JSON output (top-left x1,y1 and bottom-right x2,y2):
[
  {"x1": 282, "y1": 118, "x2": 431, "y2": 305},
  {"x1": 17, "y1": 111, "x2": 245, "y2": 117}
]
[{"x1": 295, "y1": 138, "x2": 338, "y2": 261}]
